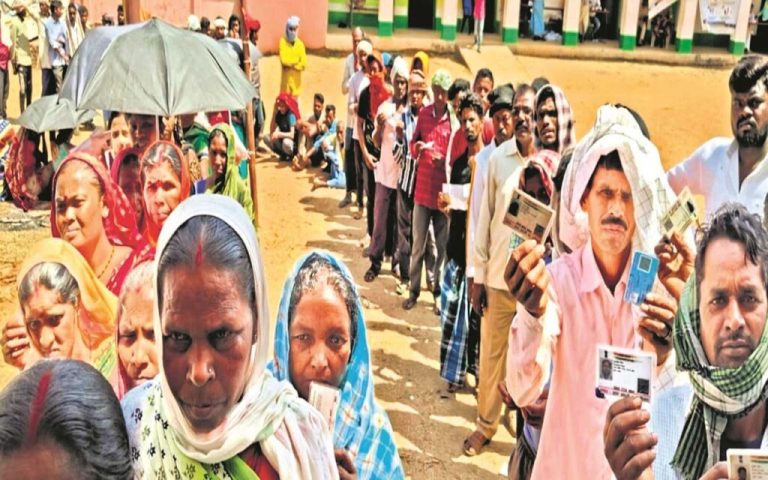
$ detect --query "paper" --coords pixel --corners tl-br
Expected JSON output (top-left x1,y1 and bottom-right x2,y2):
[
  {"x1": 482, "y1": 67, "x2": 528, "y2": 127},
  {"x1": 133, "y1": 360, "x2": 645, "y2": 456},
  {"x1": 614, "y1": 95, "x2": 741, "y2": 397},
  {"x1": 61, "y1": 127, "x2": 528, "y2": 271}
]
[
  {"x1": 661, "y1": 186, "x2": 698, "y2": 237},
  {"x1": 503, "y1": 188, "x2": 555, "y2": 244},
  {"x1": 595, "y1": 345, "x2": 655, "y2": 403},
  {"x1": 624, "y1": 251, "x2": 660, "y2": 306},
  {"x1": 441, "y1": 183, "x2": 470, "y2": 211},
  {"x1": 727, "y1": 449, "x2": 768, "y2": 480},
  {"x1": 309, "y1": 382, "x2": 340, "y2": 432}
]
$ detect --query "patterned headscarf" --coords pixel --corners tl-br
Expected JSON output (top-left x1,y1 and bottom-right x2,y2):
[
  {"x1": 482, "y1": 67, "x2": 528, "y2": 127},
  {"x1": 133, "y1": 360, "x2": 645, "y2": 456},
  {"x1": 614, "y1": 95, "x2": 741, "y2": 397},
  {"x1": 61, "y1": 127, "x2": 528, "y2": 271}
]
[
  {"x1": 672, "y1": 273, "x2": 768, "y2": 479},
  {"x1": 207, "y1": 123, "x2": 254, "y2": 223},
  {"x1": 269, "y1": 252, "x2": 405, "y2": 480},
  {"x1": 136, "y1": 195, "x2": 337, "y2": 479},
  {"x1": 557, "y1": 104, "x2": 677, "y2": 254},
  {"x1": 5, "y1": 126, "x2": 41, "y2": 212},
  {"x1": 519, "y1": 149, "x2": 561, "y2": 203},
  {"x1": 534, "y1": 84, "x2": 575, "y2": 155},
  {"x1": 50, "y1": 137, "x2": 144, "y2": 250}
]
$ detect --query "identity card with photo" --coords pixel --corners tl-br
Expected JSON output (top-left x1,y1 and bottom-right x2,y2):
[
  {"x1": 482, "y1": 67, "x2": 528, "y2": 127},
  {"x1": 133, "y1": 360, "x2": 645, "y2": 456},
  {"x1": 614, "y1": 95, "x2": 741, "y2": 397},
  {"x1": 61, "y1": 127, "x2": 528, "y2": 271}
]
[
  {"x1": 503, "y1": 188, "x2": 555, "y2": 245},
  {"x1": 309, "y1": 381, "x2": 340, "y2": 432},
  {"x1": 624, "y1": 251, "x2": 660, "y2": 306},
  {"x1": 595, "y1": 345, "x2": 655, "y2": 403},
  {"x1": 727, "y1": 449, "x2": 768, "y2": 480},
  {"x1": 661, "y1": 186, "x2": 698, "y2": 237}
]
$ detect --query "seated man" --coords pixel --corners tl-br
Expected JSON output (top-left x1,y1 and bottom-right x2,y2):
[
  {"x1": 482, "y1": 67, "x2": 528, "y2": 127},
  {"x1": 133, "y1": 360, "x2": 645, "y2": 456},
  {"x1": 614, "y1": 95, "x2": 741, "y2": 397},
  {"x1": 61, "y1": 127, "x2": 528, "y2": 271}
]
[
  {"x1": 294, "y1": 103, "x2": 337, "y2": 171},
  {"x1": 605, "y1": 203, "x2": 768, "y2": 480},
  {"x1": 264, "y1": 93, "x2": 299, "y2": 161}
]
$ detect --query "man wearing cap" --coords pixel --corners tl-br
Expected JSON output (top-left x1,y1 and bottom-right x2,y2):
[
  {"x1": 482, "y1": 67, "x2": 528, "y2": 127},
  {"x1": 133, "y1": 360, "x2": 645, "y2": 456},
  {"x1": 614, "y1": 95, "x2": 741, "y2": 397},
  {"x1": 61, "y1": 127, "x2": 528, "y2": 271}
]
[
  {"x1": 365, "y1": 56, "x2": 409, "y2": 282},
  {"x1": 279, "y1": 16, "x2": 306, "y2": 100},
  {"x1": 339, "y1": 27, "x2": 364, "y2": 208},
  {"x1": 403, "y1": 69, "x2": 454, "y2": 314},
  {"x1": 396, "y1": 68, "x2": 438, "y2": 297},
  {"x1": 346, "y1": 39, "x2": 372, "y2": 218},
  {"x1": 466, "y1": 82, "x2": 531, "y2": 456},
  {"x1": 212, "y1": 16, "x2": 226, "y2": 40},
  {"x1": 10, "y1": 0, "x2": 37, "y2": 113}
]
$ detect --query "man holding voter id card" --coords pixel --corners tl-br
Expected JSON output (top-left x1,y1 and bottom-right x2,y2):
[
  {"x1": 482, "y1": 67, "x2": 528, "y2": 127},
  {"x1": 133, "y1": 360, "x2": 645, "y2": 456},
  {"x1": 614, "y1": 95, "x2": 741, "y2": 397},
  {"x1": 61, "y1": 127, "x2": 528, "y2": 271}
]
[
  {"x1": 504, "y1": 105, "x2": 681, "y2": 479},
  {"x1": 605, "y1": 204, "x2": 768, "y2": 480}
]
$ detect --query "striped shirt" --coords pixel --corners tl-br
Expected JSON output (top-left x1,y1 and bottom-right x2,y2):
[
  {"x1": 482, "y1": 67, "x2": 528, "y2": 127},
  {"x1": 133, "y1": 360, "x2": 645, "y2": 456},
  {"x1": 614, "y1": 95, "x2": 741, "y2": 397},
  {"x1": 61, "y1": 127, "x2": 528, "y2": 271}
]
[{"x1": 397, "y1": 106, "x2": 420, "y2": 196}]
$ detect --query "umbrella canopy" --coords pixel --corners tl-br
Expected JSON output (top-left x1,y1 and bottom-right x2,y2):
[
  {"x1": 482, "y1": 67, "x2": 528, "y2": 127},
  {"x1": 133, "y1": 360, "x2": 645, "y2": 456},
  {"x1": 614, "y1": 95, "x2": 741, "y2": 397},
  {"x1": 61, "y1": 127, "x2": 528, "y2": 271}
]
[
  {"x1": 17, "y1": 95, "x2": 96, "y2": 132},
  {"x1": 59, "y1": 19, "x2": 256, "y2": 116}
]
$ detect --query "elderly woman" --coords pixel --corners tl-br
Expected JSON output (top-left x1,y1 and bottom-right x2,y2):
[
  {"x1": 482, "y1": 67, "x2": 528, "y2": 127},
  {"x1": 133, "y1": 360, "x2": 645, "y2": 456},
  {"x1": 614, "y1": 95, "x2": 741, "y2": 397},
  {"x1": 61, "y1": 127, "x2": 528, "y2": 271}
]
[
  {"x1": 271, "y1": 252, "x2": 405, "y2": 480},
  {"x1": 116, "y1": 262, "x2": 157, "y2": 397},
  {"x1": 0, "y1": 359, "x2": 133, "y2": 479},
  {"x1": 140, "y1": 141, "x2": 191, "y2": 246},
  {"x1": 15, "y1": 238, "x2": 118, "y2": 388},
  {"x1": 207, "y1": 123, "x2": 255, "y2": 223},
  {"x1": 121, "y1": 194, "x2": 337, "y2": 479},
  {"x1": 51, "y1": 137, "x2": 153, "y2": 294}
]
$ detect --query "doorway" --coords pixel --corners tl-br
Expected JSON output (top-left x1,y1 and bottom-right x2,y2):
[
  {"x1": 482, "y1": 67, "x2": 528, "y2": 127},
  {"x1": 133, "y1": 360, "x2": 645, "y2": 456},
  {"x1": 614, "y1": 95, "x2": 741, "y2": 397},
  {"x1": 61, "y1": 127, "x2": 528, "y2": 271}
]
[{"x1": 409, "y1": 0, "x2": 437, "y2": 28}]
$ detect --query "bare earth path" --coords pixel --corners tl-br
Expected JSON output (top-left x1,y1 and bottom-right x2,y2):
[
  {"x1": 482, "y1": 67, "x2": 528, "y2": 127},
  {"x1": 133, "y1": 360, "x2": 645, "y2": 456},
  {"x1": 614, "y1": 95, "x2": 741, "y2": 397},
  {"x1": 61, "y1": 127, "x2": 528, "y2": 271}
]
[{"x1": 0, "y1": 52, "x2": 733, "y2": 478}]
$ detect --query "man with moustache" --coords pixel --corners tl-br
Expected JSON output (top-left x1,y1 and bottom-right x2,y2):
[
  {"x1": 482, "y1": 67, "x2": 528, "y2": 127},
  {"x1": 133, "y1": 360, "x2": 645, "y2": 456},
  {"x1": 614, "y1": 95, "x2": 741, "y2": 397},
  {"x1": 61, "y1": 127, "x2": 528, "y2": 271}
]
[
  {"x1": 504, "y1": 105, "x2": 678, "y2": 478},
  {"x1": 604, "y1": 204, "x2": 768, "y2": 480},
  {"x1": 534, "y1": 84, "x2": 575, "y2": 156},
  {"x1": 465, "y1": 83, "x2": 535, "y2": 456},
  {"x1": 667, "y1": 55, "x2": 768, "y2": 219}
]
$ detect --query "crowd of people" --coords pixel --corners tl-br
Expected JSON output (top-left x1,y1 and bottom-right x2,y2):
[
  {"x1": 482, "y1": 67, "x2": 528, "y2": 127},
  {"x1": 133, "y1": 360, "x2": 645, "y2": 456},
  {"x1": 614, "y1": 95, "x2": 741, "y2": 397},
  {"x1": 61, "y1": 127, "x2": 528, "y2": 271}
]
[{"x1": 0, "y1": 4, "x2": 766, "y2": 479}]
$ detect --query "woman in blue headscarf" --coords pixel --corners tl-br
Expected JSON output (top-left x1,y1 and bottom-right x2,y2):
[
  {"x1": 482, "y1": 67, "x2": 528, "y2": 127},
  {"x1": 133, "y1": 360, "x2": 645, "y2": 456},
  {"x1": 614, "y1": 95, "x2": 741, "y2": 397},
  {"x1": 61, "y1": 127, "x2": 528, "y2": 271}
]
[{"x1": 270, "y1": 252, "x2": 404, "y2": 480}]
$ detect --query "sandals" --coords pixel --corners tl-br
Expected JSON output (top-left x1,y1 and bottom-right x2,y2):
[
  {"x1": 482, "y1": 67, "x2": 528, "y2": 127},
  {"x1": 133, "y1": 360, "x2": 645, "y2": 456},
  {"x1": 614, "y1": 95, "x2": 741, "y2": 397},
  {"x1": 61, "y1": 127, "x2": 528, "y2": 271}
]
[{"x1": 462, "y1": 431, "x2": 490, "y2": 457}]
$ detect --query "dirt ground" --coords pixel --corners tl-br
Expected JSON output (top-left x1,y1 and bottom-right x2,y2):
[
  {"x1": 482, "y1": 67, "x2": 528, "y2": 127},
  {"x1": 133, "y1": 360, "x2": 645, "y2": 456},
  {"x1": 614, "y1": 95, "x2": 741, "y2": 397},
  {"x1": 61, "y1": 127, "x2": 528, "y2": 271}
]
[{"x1": 0, "y1": 52, "x2": 734, "y2": 478}]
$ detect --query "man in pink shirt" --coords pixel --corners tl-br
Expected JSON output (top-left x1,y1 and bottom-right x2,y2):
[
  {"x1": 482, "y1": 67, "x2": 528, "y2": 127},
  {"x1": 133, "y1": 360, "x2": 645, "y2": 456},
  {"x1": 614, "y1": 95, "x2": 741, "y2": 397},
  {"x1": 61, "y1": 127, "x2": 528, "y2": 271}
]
[{"x1": 504, "y1": 105, "x2": 679, "y2": 479}]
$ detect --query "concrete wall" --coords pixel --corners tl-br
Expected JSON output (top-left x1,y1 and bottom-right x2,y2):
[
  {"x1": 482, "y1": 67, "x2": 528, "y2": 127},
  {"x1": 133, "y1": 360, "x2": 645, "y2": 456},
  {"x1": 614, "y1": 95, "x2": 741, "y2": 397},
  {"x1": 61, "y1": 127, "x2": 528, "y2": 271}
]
[{"x1": 82, "y1": 0, "x2": 328, "y2": 53}]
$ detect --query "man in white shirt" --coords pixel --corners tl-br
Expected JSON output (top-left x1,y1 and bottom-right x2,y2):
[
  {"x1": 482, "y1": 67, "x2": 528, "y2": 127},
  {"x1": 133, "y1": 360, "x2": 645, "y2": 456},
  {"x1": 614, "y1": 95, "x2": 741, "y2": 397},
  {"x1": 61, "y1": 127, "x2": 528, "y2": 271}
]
[
  {"x1": 465, "y1": 83, "x2": 535, "y2": 455},
  {"x1": 345, "y1": 39, "x2": 372, "y2": 217},
  {"x1": 339, "y1": 27, "x2": 364, "y2": 209},
  {"x1": 667, "y1": 55, "x2": 768, "y2": 219}
]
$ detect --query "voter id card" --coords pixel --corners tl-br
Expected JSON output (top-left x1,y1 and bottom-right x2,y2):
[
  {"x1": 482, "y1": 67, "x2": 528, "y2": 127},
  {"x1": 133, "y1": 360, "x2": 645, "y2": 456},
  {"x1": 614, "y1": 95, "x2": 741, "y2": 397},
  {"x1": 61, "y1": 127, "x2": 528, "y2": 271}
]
[
  {"x1": 503, "y1": 188, "x2": 555, "y2": 244},
  {"x1": 595, "y1": 345, "x2": 655, "y2": 403},
  {"x1": 661, "y1": 186, "x2": 698, "y2": 237},
  {"x1": 727, "y1": 449, "x2": 768, "y2": 480},
  {"x1": 624, "y1": 252, "x2": 659, "y2": 306},
  {"x1": 309, "y1": 381, "x2": 340, "y2": 432}
]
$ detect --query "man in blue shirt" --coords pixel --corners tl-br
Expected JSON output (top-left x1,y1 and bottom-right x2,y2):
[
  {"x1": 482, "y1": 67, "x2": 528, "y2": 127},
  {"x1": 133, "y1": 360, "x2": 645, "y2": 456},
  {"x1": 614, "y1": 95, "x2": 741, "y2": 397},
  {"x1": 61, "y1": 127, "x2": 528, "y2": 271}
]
[{"x1": 44, "y1": 0, "x2": 68, "y2": 93}]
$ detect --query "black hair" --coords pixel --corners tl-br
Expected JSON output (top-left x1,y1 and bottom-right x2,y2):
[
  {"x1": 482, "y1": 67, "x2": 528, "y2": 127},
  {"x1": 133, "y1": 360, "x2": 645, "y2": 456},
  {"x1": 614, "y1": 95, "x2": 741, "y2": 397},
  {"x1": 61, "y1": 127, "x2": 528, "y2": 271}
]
[
  {"x1": 514, "y1": 83, "x2": 536, "y2": 101},
  {"x1": 325, "y1": 104, "x2": 336, "y2": 114},
  {"x1": 474, "y1": 68, "x2": 494, "y2": 86},
  {"x1": 584, "y1": 150, "x2": 623, "y2": 193},
  {"x1": 531, "y1": 77, "x2": 550, "y2": 92},
  {"x1": 287, "y1": 253, "x2": 359, "y2": 351},
  {"x1": 553, "y1": 148, "x2": 573, "y2": 193},
  {"x1": 448, "y1": 79, "x2": 471, "y2": 101},
  {"x1": 696, "y1": 203, "x2": 768, "y2": 292},
  {"x1": 50, "y1": 0, "x2": 62, "y2": 10},
  {"x1": 107, "y1": 111, "x2": 127, "y2": 130},
  {"x1": 459, "y1": 93, "x2": 484, "y2": 118},
  {"x1": 729, "y1": 55, "x2": 768, "y2": 94},
  {"x1": 228, "y1": 14, "x2": 241, "y2": 31},
  {"x1": 116, "y1": 4, "x2": 123, "y2": 12},
  {"x1": 157, "y1": 215, "x2": 257, "y2": 323},
  {"x1": 314, "y1": 93, "x2": 325, "y2": 104},
  {"x1": 0, "y1": 360, "x2": 132, "y2": 479},
  {"x1": 200, "y1": 17, "x2": 210, "y2": 31}
]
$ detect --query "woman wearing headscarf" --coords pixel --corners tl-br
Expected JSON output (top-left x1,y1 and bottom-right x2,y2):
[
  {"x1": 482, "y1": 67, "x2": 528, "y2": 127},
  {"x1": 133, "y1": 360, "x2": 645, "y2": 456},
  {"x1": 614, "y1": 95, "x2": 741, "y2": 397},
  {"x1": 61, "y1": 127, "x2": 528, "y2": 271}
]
[
  {"x1": 279, "y1": 16, "x2": 306, "y2": 99},
  {"x1": 50, "y1": 135, "x2": 153, "y2": 295},
  {"x1": 16, "y1": 238, "x2": 119, "y2": 390},
  {"x1": 110, "y1": 147, "x2": 145, "y2": 233},
  {"x1": 206, "y1": 123, "x2": 255, "y2": 224},
  {"x1": 140, "y1": 141, "x2": 192, "y2": 247},
  {"x1": 121, "y1": 194, "x2": 337, "y2": 479},
  {"x1": 270, "y1": 252, "x2": 405, "y2": 480},
  {"x1": 5, "y1": 127, "x2": 52, "y2": 212}
]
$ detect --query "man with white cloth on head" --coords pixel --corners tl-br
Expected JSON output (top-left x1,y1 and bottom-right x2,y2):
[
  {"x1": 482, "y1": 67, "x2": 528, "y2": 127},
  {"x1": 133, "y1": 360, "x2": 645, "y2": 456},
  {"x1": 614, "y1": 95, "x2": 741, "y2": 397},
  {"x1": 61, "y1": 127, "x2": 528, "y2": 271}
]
[{"x1": 504, "y1": 105, "x2": 682, "y2": 479}]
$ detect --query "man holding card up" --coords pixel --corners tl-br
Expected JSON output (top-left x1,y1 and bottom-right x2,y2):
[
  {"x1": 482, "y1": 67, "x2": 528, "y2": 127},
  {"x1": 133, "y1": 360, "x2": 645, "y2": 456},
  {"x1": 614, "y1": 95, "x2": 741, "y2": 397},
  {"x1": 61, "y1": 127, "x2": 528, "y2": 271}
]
[
  {"x1": 605, "y1": 204, "x2": 768, "y2": 480},
  {"x1": 504, "y1": 105, "x2": 681, "y2": 479},
  {"x1": 667, "y1": 55, "x2": 768, "y2": 219}
]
